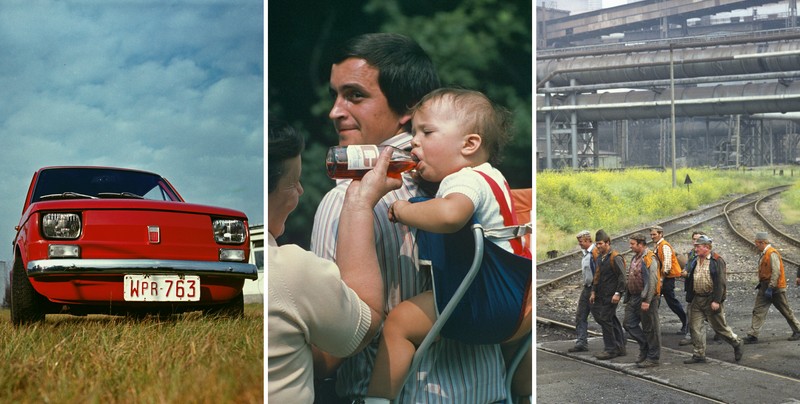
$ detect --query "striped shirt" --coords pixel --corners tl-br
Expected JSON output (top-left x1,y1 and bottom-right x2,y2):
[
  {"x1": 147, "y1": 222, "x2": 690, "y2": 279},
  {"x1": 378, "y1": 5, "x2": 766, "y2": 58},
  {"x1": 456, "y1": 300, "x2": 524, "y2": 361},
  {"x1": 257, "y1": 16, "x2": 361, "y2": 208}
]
[
  {"x1": 310, "y1": 133, "x2": 505, "y2": 403},
  {"x1": 657, "y1": 238, "x2": 673, "y2": 275}
]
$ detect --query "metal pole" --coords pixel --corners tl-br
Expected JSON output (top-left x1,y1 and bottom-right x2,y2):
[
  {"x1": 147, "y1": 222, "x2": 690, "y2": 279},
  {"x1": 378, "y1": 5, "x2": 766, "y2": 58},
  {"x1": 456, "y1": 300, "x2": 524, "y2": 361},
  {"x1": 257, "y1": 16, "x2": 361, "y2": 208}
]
[
  {"x1": 545, "y1": 82, "x2": 552, "y2": 170},
  {"x1": 769, "y1": 121, "x2": 774, "y2": 166},
  {"x1": 670, "y1": 44, "x2": 677, "y2": 187},
  {"x1": 736, "y1": 115, "x2": 741, "y2": 168},
  {"x1": 570, "y1": 79, "x2": 578, "y2": 169}
]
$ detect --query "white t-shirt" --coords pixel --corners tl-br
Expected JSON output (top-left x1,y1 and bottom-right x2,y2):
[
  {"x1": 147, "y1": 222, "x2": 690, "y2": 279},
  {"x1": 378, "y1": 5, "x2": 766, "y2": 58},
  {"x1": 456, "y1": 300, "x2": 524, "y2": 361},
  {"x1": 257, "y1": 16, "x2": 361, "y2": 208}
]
[{"x1": 436, "y1": 162, "x2": 514, "y2": 253}]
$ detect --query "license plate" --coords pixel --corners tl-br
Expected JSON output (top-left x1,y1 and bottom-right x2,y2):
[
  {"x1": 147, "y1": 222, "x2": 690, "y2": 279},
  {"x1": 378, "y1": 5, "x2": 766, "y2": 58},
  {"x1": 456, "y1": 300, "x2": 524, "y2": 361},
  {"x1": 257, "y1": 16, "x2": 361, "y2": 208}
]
[{"x1": 124, "y1": 274, "x2": 200, "y2": 302}]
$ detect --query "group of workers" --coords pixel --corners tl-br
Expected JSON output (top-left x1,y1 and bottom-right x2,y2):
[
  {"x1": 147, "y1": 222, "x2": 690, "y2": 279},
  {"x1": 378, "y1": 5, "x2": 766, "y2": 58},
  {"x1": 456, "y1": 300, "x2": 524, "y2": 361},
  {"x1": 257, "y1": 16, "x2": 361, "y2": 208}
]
[{"x1": 571, "y1": 226, "x2": 800, "y2": 367}]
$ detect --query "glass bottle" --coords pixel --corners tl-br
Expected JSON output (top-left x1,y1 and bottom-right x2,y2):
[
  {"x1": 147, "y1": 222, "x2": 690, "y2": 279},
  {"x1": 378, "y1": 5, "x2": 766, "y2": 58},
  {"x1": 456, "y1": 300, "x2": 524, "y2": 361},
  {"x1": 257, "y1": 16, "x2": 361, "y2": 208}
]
[{"x1": 326, "y1": 145, "x2": 417, "y2": 180}]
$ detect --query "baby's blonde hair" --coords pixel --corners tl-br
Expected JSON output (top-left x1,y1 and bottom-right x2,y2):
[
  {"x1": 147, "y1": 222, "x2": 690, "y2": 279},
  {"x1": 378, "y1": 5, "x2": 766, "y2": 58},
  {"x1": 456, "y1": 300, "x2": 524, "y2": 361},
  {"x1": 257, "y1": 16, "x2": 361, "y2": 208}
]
[{"x1": 412, "y1": 88, "x2": 512, "y2": 165}]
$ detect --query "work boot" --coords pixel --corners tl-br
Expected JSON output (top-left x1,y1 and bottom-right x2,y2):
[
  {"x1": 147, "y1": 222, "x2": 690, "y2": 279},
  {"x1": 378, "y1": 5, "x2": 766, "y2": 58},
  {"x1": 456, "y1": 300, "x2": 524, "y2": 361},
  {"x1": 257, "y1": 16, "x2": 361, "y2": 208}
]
[
  {"x1": 733, "y1": 342, "x2": 743, "y2": 362},
  {"x1": 568, "y1": 345, "x2": 588, "y2": 352},
  {"x1": 683, "y1": 355, "x2": 707, "y2": 364},
  {"x1": 595, "y1": 351, "x2": 618, "y2": 360},
  {"x1": 616, "y1": 346, "x2": 626, "y2": 357},
  {"x1": 635, "y1": 350, "x2": 647, "y2": 364},
  {"x1": 743, "y1": 335, "x2": 758, "y2": 344},
  {"x1": 679, "y1": 336, "x2": 692, "y2": 346},
  {"x1": 637, "y1": 359, "x2": 659, "y2": 368},
  {"x1": 789, "y1": 332, "x2": 800, "y2": 341}
]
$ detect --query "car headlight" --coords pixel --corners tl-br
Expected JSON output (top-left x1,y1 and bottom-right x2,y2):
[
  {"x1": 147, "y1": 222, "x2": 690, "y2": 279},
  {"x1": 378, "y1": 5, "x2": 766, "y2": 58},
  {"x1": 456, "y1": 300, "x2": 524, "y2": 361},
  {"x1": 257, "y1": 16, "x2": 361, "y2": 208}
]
[
  {"x1": 212, "y1": 219, "x2": 246, "y2": 244},
  {"x1": 42, "y1": 213, "x2": 82, "y2": 239}
]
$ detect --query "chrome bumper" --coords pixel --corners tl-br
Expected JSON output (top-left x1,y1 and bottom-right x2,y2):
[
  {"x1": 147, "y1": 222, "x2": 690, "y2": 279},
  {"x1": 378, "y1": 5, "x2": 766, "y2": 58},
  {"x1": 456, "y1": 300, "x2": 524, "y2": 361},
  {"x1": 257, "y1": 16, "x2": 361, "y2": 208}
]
[{"x1": 27, "y1": 259, "x2": 258, "y2": 280}]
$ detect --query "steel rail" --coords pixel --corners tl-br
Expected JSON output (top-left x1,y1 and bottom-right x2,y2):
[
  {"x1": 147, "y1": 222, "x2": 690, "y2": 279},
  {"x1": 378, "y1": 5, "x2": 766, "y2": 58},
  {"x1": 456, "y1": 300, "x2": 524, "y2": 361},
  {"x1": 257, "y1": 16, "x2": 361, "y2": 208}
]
[
  {"x1": 537, "y1": 348, "x2": 729, "y2": 404},
  {"x1": 754, "y1": 193, "x2": 800, "y2": 250},
  {"x1": 744, "y1": 191, "x2": 800, "y2": 270},
  {"x1": 722, "y1": 187, "x2": 798, "y2": 267},
  {"x1": 537, "y1": 315, "x2": 800, "y2": 386}
]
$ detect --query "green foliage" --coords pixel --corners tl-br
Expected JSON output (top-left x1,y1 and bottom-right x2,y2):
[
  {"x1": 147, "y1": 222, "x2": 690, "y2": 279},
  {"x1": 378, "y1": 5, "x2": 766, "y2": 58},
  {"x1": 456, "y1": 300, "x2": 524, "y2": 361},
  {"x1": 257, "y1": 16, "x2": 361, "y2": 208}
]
[
  {"x1": 536, "y1": 167, "x2": 797, "y2": 260},
  {"x1": 0, "y1": 307, "x2": 263, "y2": 403},
  {"x1": 365, "y1": 0, "x2": 532, "y2": 188}
]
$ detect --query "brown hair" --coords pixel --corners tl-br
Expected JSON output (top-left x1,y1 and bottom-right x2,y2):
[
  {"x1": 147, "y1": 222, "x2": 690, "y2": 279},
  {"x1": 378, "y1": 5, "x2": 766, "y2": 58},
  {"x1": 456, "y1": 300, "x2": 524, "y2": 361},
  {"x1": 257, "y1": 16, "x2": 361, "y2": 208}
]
[{"x1": 629, "y1": 233, "x2": 647, "y2": 245}]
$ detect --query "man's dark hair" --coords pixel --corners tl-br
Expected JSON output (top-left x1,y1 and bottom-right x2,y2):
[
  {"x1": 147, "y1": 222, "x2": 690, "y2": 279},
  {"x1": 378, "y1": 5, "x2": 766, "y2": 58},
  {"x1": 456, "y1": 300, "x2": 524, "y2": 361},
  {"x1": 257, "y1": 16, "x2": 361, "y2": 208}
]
[
  {"x1": 333, "y1": 33, "x2": 441, "y2": 116},
  {"x1": 268, "y1": 120, "x2": 305, "y2": 194},
  {"x1": 595, "y1": 229, "x2": 610, "y2": 243}
]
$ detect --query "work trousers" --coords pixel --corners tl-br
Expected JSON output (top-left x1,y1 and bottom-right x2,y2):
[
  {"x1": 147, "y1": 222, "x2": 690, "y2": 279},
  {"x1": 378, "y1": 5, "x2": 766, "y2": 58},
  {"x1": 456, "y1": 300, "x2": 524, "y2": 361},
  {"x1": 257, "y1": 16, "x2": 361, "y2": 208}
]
[
  {"x1": 575, "y1": 285, "x2": 592, "y2": 347},
  {"x1": 661, "y1": 277, "x2": 688, "y2": 328},
  {"x1": 590, "y1": 298, "x2": 625, "y2": 354},
  {"x1": 624, "y1": 295, "x2": 661, "y2": 360},
  {"x1": 688, "y1": 295, "x2": 741, "y2": 358},
  {"x1": 748, "y1": 288, "x2": 800, "y2": 337}
]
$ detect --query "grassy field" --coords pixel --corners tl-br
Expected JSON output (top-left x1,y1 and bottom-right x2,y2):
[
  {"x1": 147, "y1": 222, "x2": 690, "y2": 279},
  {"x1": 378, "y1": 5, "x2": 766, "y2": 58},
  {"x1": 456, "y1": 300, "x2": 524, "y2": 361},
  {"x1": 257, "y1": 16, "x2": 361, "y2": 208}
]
[
  {"x1": 0, "y1": 305, "x2": 263, "y2": 403},
  {"x1": 536, "y1": 167, "x2": 800, "y2": 260}
]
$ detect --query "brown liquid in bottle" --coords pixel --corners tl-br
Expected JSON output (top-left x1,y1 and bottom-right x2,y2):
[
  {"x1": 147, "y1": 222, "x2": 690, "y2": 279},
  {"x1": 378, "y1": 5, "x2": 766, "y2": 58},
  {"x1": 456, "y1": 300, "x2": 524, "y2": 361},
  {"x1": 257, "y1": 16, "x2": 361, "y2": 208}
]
[{"x1": 326, "y1": 160, "x2": 417, "y2": 179}]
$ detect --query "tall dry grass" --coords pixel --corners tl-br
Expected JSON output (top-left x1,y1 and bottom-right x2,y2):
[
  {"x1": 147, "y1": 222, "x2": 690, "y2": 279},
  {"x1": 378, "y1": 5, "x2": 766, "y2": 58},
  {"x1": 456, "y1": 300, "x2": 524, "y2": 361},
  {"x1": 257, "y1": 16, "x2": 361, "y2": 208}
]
[
  {"x1": 536, "y1": 167, "x2": 798, "y2": 260},
  {"x1": 0, "y1": 305, "x2": 263, "y2": 404}
]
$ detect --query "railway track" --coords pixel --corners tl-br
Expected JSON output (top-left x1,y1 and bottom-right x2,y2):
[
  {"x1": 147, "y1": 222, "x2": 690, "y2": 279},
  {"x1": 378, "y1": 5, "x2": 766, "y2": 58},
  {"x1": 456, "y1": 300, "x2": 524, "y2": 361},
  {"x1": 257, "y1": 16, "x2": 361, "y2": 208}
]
[
  {"x1": 537, "y1": 316, "x2": 800, "y2": 403},
  {"x1": 537, "y1": 185, "x2": 800, "y2": 402}
]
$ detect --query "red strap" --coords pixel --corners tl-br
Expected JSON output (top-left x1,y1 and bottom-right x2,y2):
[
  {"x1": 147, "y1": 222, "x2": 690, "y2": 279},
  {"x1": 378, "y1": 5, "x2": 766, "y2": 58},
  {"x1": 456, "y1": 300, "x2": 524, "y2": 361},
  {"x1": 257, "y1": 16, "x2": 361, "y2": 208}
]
[{"x1": 475, "y1": 171, "x2": 531, "y2": 258}]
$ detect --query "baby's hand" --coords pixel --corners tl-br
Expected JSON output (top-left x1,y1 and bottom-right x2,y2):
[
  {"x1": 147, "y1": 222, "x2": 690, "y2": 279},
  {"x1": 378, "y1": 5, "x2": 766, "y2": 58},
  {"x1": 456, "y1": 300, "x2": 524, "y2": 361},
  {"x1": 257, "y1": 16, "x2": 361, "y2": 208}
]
[{"x1": 389, "y1": 200, "x2": 410, "y2": 223}]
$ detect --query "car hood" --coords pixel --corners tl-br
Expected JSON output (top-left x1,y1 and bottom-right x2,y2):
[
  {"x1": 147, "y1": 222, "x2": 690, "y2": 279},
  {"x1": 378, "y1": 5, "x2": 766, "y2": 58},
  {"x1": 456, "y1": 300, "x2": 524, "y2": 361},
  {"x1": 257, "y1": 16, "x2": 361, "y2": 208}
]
[{"x1": 23, "y1": 199, "x2": 248, "y2": 220}]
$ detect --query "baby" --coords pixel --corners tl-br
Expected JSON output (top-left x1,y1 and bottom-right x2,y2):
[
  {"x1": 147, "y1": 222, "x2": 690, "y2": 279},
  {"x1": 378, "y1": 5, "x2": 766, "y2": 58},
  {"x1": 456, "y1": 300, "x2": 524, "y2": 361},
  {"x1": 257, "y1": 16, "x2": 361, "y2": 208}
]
[{"x1": 364, "y1": 88, "x2": 530, "y2": 402}]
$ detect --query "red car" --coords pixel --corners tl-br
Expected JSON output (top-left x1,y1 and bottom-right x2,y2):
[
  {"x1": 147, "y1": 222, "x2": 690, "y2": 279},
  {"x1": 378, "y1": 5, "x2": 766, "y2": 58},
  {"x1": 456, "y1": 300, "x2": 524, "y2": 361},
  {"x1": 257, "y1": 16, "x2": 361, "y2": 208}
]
[{"x1": 10, "y1": 166, "x2": 258, "y2": 324}]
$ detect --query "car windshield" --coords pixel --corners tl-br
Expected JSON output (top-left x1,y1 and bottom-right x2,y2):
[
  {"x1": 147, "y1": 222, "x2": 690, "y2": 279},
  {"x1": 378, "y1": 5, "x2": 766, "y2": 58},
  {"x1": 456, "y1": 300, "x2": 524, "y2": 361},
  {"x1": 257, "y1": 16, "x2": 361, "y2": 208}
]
[{"x1": 31, "y1": 168, "x2": 180, "y2": 202}]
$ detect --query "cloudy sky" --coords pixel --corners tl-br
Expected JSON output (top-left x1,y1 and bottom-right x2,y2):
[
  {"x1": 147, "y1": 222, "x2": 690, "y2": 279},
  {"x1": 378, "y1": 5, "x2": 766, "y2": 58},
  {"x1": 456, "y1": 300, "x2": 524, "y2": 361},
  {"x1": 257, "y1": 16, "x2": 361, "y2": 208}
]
[{"x1": 0, "y1": 1, "x2": 263, "y2": 266}]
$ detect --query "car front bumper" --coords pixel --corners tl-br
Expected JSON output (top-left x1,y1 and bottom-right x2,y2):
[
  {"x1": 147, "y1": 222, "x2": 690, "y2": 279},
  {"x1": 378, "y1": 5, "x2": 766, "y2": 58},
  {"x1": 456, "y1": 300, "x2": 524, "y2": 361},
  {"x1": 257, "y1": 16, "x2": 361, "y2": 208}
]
[{"x1": 27, "y1": 259, "x2": 258, "y2": 280}]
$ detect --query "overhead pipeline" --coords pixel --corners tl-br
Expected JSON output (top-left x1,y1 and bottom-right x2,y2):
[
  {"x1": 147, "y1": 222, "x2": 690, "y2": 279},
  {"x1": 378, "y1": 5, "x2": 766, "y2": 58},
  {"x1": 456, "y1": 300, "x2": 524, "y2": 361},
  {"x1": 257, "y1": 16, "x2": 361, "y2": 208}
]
[
  {"x1": 537, "y1": 81, "x2": 800, "y2": 122},
  {"x1": 537, "y1": 40, "x2": 800, "y2": 87}
]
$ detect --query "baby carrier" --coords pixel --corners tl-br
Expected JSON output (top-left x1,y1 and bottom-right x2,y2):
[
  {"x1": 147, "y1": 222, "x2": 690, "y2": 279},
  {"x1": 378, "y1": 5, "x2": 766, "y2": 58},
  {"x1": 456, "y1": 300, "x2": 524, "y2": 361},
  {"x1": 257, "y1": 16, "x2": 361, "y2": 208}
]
[{"x1": 410, "y1": 171, "x2": 532, "y2": 344}]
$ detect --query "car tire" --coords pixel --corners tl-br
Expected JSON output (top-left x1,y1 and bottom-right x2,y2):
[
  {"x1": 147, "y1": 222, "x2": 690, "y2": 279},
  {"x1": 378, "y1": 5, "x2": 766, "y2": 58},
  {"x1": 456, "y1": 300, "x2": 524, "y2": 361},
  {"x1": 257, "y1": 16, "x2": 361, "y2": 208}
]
[
  {"x1": 205, "y1": 292, "x2": 244, "y2": 318},
  {"x1": 10, "y1": 258, "x2": 46, "y2": 325}
]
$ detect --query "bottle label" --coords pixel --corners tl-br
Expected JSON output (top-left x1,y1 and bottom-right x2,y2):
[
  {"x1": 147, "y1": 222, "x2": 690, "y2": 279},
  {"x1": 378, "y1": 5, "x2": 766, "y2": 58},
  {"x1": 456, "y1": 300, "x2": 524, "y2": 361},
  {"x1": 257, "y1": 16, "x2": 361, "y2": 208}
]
[{"x1": 346, "y1": 145, "x2": 380, "y2": 170}]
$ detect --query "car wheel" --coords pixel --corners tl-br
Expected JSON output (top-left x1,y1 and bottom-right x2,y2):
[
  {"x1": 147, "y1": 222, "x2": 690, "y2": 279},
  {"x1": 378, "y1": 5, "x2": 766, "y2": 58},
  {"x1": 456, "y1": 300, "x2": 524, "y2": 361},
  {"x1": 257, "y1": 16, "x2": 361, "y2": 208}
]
[
  {"x1": 10, "y1": 258, "x2": 46, "y2": 325},
  {"x1": 205, "y1": 292, "x2": 244, "y2": 318}
]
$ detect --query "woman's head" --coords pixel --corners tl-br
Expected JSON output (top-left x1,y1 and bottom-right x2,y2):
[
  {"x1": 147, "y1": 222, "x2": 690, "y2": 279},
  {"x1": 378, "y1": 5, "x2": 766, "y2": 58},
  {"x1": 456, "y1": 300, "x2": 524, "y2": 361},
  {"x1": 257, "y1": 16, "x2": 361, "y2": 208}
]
[{"x1": 268, "y1": 120, "x2": 305, "y2": 237}]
